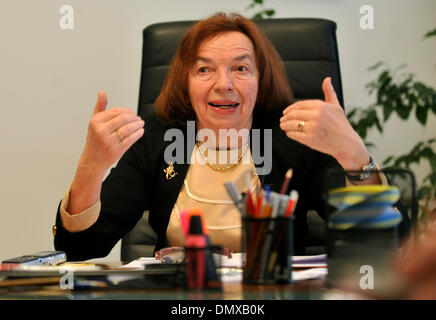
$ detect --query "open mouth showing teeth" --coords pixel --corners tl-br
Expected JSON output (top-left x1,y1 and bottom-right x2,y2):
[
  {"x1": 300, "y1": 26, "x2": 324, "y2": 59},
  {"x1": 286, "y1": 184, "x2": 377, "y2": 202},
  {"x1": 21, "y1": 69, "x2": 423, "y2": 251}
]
[{"x1": 208, "y1": 102, "x2": 240, "y2": 109}]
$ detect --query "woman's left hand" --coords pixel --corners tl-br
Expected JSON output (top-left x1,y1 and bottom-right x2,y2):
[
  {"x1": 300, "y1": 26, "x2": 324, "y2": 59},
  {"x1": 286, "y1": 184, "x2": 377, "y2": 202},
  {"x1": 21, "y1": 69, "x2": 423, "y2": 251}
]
[{"x1": 279, "y1": 77, "x2": 369, "y2": 171}]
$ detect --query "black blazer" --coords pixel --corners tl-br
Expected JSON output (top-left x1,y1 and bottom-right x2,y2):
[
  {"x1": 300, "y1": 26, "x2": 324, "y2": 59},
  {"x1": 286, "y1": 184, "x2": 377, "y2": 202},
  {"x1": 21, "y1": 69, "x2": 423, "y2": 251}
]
[{"x1": 54, "y1": 107, "x2": 342, "y2": 261}]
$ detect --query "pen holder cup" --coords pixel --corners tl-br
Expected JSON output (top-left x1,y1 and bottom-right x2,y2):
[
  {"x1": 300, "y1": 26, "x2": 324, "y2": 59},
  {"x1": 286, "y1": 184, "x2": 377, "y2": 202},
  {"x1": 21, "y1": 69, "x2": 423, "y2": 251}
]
[
  {"x1": 184, "y1": 245, "x2": 222, "y2": 290},
  {"x1": 242, "y1": 217, "x2": 294, "y2": 284}
]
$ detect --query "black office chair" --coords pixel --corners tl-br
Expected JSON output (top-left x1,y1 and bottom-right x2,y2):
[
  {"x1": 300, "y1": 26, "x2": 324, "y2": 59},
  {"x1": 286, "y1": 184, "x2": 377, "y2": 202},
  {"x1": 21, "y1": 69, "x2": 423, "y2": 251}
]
[{"x1": 121, "y1": 17, "x2": 344, "y2": 261}]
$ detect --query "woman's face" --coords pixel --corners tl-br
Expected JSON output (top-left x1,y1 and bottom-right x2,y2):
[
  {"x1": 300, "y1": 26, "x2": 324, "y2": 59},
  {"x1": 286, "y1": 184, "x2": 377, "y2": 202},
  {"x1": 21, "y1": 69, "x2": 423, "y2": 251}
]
[{"x1": 188, "y1": 31, "x2": 259, "y2": 139}]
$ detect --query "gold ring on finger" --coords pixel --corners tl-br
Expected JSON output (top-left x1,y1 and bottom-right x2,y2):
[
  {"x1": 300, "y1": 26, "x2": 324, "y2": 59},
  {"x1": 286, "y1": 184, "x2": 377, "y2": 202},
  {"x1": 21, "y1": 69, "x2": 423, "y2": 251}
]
[
  {"x1": 297, "y1": 120, "x2": 305, "y2": 132},
  {"x1": 115, "y1": 129, "x2": 124, "y2": 141}
]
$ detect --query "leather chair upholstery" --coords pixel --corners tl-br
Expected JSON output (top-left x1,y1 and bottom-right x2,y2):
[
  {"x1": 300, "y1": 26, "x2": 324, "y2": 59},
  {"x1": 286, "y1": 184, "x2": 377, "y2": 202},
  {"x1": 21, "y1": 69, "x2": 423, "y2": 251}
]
[{"x1": 121, "y1": 18, "x2": 344, "y2": 260}]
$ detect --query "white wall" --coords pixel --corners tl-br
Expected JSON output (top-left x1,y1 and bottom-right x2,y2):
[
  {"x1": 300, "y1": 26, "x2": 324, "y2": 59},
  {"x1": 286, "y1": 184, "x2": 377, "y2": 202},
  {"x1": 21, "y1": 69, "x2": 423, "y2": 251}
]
[{"x1": 0, "y1": 0, "x2": 434, "y2": 262}]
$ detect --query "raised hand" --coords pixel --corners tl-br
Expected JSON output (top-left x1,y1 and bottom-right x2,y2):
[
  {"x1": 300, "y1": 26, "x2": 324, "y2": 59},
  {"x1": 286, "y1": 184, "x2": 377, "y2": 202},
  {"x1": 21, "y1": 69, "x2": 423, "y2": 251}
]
[
  {"x1": 279, "y1": 77, "x2": 369, "y2": 171},
  {"x1": 67, "y1": 92, "x2": 144, "y2": 215},
  {"x1": 79, "y1": 91, "x2": 145, "y2": 176}
]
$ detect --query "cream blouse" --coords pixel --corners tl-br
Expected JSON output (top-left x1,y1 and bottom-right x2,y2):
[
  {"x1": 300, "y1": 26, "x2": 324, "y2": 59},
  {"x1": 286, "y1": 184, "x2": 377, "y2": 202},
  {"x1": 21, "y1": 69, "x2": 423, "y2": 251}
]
[{"x1": 166, "y1": 143, "x2": 260, "y2": 253}]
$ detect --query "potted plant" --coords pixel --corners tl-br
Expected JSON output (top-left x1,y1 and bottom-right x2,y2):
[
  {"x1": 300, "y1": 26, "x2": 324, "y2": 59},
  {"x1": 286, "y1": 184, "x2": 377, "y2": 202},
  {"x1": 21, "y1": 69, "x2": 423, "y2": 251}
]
[{"x1": 347, "y1": 29, "x2": 436, "y2": 231}]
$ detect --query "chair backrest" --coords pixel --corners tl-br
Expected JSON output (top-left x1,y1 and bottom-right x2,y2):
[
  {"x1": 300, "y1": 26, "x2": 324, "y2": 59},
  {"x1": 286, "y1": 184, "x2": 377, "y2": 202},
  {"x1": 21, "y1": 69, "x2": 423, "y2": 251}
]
[
  {"x1": 137, "y1": 18, "x2": 344, "y2": 118},
  {"x1": 382, "y1": 168, "x2": 418, "y2": 229},
  {"x1": 122, "y1": 17, "x2": 344, "y2": 260}
]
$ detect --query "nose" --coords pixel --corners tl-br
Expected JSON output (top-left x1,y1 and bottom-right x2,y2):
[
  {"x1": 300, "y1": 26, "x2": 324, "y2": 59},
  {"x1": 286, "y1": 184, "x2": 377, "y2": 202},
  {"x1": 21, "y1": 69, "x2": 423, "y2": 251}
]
[{"x1": 213, "y1": 70, "x2": 234, "y2": 93}]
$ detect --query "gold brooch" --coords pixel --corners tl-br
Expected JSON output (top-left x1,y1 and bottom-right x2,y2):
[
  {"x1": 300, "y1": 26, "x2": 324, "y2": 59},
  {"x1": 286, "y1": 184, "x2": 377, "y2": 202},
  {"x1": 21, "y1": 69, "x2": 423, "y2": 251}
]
[{"x1": 163, "y1": 162, "x2": 177, "y2": 180}]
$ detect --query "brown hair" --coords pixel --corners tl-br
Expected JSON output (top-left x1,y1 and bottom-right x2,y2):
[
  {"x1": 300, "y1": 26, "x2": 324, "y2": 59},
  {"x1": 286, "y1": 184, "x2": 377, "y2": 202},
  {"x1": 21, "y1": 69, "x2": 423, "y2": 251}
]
[{"x1": 155, "y1": 12, "x2": 293, "y2": 125}]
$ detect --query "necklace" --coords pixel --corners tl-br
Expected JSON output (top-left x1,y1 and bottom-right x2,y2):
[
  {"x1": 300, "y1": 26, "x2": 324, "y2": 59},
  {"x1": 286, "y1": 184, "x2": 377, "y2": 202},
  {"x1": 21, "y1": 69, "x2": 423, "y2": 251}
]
[{"x1": 196, "y1": 141, "x2": 249, "y2": 172}]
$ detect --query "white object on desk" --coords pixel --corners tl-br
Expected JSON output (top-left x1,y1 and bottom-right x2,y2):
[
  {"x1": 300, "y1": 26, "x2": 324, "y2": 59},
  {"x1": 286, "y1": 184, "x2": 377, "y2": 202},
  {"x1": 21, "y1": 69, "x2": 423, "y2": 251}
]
[
  {"x1": 119, "y1": 257, "x2": 162, "y2": 270},
  {"x1": 120, "y1": 253, "x2": 327, "y2": 282}
]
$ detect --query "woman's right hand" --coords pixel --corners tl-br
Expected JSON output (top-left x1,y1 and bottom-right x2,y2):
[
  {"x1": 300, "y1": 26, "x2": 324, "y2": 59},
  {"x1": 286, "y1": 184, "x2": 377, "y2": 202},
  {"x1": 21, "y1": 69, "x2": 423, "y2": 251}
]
[
  {"x1": 67, "y1": 92, "x2": 145, "y2": 215},
  {"x1": 79, "y1": 91, "x2": 145, "y2": 176}
]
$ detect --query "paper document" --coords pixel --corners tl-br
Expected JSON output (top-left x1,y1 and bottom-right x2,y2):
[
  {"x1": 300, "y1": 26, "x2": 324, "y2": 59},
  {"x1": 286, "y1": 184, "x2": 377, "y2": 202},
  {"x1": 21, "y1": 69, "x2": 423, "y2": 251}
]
[
  {"x1": 292, "y1": 254, "x2": 327, "y2": 268},
  {"x1": 292, "y1": 268, "x2": 327, "y2": 281},
  {"x1": 119, "y1": 257, "x2": 162, "y2": 270}
]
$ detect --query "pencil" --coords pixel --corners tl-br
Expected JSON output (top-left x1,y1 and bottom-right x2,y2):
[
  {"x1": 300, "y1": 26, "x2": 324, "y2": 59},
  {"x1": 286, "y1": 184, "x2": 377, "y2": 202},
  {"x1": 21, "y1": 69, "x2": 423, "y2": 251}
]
[{"x1": 280, "y1": 169, "x2": 293, "y2": 194}]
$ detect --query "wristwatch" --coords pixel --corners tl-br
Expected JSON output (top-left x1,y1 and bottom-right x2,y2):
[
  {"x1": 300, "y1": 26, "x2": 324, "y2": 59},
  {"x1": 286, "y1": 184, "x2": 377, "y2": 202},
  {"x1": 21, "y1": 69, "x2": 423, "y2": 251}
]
[{"x1": 346, "y1": 156, "x2": 375, "y2": 181}]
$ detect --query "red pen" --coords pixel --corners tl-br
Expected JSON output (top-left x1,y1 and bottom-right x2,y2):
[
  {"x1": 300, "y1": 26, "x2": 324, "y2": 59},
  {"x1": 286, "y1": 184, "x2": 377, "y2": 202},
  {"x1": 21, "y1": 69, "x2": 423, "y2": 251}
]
[
  {"x1": 245, "y1": 191, "x2": 255, "y2": 216},
  {"x1": 284, "y1": 190, "x2": 299, "y2": 217},
  {"x1": 254, "y1": 191, "x2": 263, "y2": 218},
  {"x1": 245, "y1": 170, "x2": 256, "y2": 216}
]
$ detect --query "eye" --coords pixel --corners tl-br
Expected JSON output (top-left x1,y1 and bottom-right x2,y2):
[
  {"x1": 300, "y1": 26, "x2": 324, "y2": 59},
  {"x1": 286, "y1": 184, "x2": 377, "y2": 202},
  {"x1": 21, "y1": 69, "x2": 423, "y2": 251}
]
[
  {"x1": 197, "y1": 66, "x2": 210, "y2": 73},
  {"x1": 235, "y1": 65, "x2": 249, "y2": 72}
]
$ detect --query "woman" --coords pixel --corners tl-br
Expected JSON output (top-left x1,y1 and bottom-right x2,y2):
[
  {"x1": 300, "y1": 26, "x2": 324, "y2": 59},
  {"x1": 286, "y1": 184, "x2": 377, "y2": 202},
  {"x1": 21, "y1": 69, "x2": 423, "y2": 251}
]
[{"x1": 54, "y1": 13, "x2": 382, "y2": 261}]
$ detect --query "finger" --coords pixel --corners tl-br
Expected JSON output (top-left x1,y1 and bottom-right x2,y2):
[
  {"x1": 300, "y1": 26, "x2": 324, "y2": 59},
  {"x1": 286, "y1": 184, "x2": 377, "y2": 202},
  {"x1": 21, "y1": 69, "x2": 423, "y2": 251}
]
[
  {"x1": 283, "y1": 100, "x2": 323, "y2": 115},
  {"x1": 93, "y1": 91, "x2": 108, "y2": 115},
  {"x1": 279, "y1": 119, "x2": 309, "y2": 133},
  {"x1": 94, "y1": 107, "x2": 137, "y2": 123},
  {"x1": 280, "y1": 108, "x2": 312, "y2": 123},
  {"x1": 113, "y1": 119, "x2": 145, "y2": 141},
  {"x1": 119, "y1": 127, "x2": 145, "y2": 151},
  {"x1": 105, "y1": 113, "x2": 142, "y2": 133},
  {"x1": 322, "y1": 77, "x2": 340, "y2": 105},
  {"x1": 283, "y1": 129, "x2": 308, "y2": 146},
  {"x1": 282, "y1": 104, "x2": 295, "y2": 115}
]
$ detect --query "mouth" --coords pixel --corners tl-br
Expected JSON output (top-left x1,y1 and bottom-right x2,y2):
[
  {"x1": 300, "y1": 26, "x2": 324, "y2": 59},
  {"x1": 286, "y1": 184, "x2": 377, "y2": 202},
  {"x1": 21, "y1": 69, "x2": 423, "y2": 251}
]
[{"x1": 208, "y1": 101, "x2": 240, "y2": 110}]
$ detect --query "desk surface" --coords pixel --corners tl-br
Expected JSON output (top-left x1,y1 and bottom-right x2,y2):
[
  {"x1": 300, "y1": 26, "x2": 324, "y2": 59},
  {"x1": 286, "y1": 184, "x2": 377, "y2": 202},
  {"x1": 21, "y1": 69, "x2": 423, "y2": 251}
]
[{"x1": 0, "y1": 261, "x2": 377, "y2": 300}]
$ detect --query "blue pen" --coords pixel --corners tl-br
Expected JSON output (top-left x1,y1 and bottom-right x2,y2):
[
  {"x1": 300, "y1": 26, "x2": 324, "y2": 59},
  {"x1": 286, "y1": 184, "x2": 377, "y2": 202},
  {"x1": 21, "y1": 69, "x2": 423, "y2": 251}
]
[{"x1": 265, "y1": 185, "x2": 271, "y2": 202}]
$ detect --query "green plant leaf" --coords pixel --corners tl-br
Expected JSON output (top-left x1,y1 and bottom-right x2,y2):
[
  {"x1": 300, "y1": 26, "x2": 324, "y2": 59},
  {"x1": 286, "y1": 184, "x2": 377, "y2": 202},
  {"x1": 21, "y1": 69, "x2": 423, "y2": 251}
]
[
  {"x1": 417, "y1": 185, "x2": 431, "y2": 200},
  {"x1": 415, "y1": 105, "x2": 429, "y2": 125},
  {"x1": 427, "y1": 172, "x2": 436, "y2": 186},
  {"x1": 432, "y1": 92, "x2": 436, "y2": 113},
  {"x1": 368, "y1": 61, "x2": 385, "y2": 71},
  {"x1": 364, "y1": 141, "x2": 375, "y2": 149},
  {"x1": 383, "y1": 155, "x2": 394, "y2": 165},
  {"x1": 424, "y1": 28, "x2": 436, "y2": 39},
  {"x1": 396, "y1": 103, "x2": 412, "y2": 119},
  {"x1": 346, "y1": 109, "x2": 357, "y2": 119},
  {"x1": 382, "y1": 100, "x2": 394, "y2": 121},
  {"x1": 264, "y1": 9, "x2": 275, "y2": 17},
  {"x1": 378, "y1": 71, "x2": 392, "y2": 88}
]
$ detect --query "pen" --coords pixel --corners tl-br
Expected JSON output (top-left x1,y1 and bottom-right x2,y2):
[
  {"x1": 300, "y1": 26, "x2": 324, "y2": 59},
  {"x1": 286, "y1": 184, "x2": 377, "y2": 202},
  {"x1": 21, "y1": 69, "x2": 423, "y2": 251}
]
[
  {"x1": 284, "y1": 190, "x2": 299, "y2": 217},
  {"x1": 224, "y1": 182, "x2": 245, "y2": 215},
  {"x1": 267, "y1": 193, "x2": 299, "y2": 277},
  {"x1": 254, "y1": 190, "x2": 263, "y2": 218},
  {"x1": 245, "y1": 189, "x2": 264, "y2": 277},
  {"x1": 280, "y1": 168, "x2": 293, "y2": 194},
  {"x1": 260, "y1": 187, "x2": 273, "y2": 218},
  {"x1": 251, "y1": 188, "x2": 276, "y2": 279},
  {"x1": 245, "y1": 169, "x2": 257, "y2": 210},
  {"x1": 245, "y1": 191, "x2": 255, "y2": 217},
  {"x1": 257, "y1": 193, "x2": 280, "y2": 280},
  {"x1": 265, "y1": 185, "x2": 271, "y2": 202}
]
